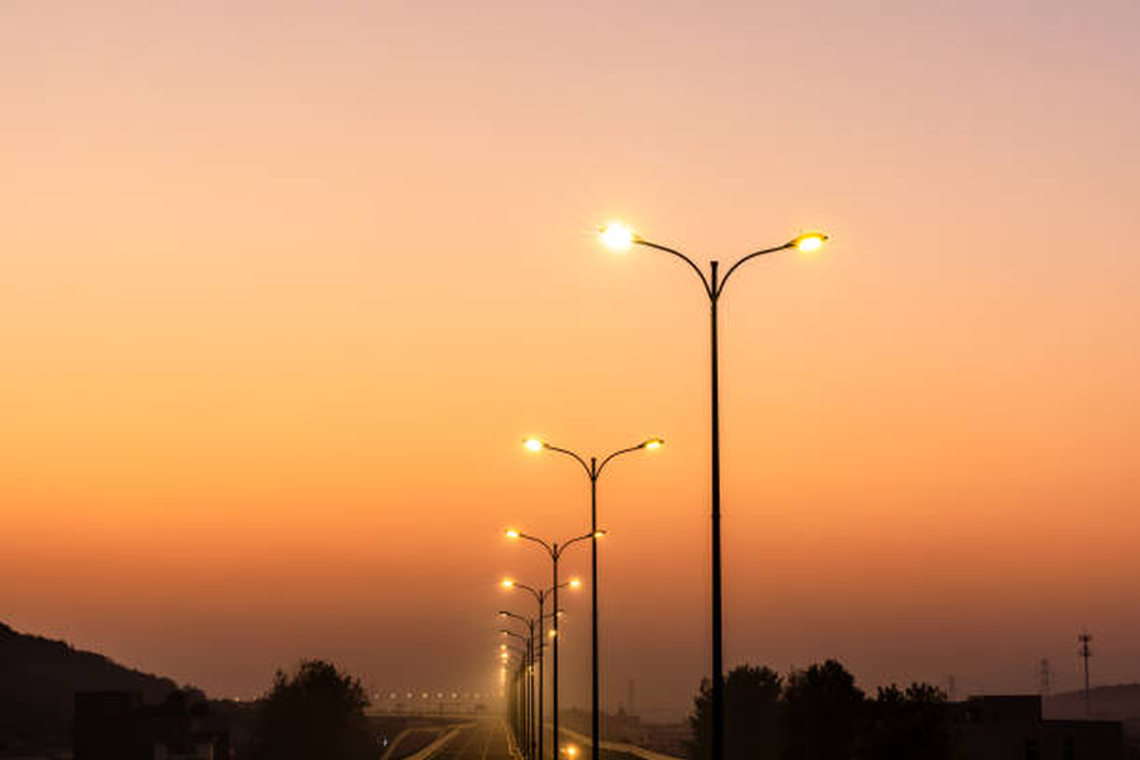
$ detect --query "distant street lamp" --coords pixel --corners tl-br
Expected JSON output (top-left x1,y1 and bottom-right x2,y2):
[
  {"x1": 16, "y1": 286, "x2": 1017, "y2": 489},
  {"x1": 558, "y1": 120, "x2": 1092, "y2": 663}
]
[
  {"x1": 501, "y1": 626, "x2": 535, "y2": 759},
  {"x1": 505, "y1": 530, "x2": 592, "y2": 760},
  {"x1": 502, "y1": 577, "x2": 581, "y2": 760},
  {"x1": 599, "y1": 222, "x2": 827, "y2": 760},
  {"x1": 523, "y1": 436, "x2": 662, "y2": 760}
]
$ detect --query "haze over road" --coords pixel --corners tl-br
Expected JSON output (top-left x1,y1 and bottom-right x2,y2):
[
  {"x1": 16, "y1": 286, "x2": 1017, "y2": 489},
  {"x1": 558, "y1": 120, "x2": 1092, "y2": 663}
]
[{"x1": 433, "y1": 720, "x2": 513, "y2": 760}]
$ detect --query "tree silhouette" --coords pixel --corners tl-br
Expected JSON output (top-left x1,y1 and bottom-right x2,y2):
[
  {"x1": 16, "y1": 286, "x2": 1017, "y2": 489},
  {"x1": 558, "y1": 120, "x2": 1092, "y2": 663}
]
[
  {"x1": 689, "y1": 665, "x2": 785, "y2": 760},
  {"x1": 783, "y1": 659, "x2": 865, "y2": 760},
  {"x1": 688, "y1": 660, "x2": 951, "y2": 760},
  {"x1": 857, "y1": 683, "x2": 950, "y2": 760},
  {"x1": 256, "y1": 660, "x2": 372, "y2": 760}
]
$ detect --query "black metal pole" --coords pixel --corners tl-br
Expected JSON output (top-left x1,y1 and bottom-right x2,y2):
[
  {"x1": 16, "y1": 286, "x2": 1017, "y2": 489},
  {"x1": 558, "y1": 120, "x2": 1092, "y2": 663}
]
[
  {"x1": 709, "y1": 261, "x2": 724, "y2": 760},
  {"x1": 538, "y1": 596, "x2": 545, "y2": 760},
  {"x1": 530, "y1": 623, "x2": 537, "y2": 760},
  {"x1": 590, "y1": 458, "x2": 600, "y2": 760},
  {"x1": 552, "y1": 548, "x2": 560, "y2": 760}
]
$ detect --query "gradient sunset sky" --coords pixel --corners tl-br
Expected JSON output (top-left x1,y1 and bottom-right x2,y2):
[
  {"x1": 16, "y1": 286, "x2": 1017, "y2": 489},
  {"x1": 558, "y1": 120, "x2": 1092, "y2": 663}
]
[{"x1": 3, "y1": 1, "x2": 1139, "y2": 718}]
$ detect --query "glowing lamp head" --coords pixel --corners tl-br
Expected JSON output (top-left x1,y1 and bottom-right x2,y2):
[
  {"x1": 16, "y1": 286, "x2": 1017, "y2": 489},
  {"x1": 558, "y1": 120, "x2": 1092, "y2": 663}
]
[
  {"x1": 504, "y1": 529, "x2": 520, "y2": 539},
  {"x1": 501, "y1": 579, "x2": 515, "y2": 589},
  {"x1": 523, "y1": 437, "x2": 545, "y2": 452},
  {"x1": 565, "y1": 746, "x2": 579, "y2": 758},
  {"x1": 593, "y1": 530, "x2": 606, "y2": 538},
  {"x1": 500, "y1": 643, "x2": 508, "y2": 650},
  {"x1": 599, "y1": 222, "x2": 635, "y2": 251},
  {"x1": 791, "y1": 232, "x2": 828, "y2": 253},
  {"x1": 569, "y1": 578, "x2": 582, "y2": 588},
  {"x1": 642, "y1": 437, "x2": 664, "y2": 450}
]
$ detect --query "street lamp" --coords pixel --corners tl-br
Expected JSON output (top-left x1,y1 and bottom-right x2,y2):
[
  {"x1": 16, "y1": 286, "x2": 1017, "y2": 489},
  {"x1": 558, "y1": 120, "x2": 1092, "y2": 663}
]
[
  {"x1": 523, "y1": 436, "x2": 662, "y2": 759},
  {"x1": 500, "y1": 613, "x2": 538, "y2": 760},
  {"x1": 599, "y1": 221, "x2": 827, "y2": 760},
  {"x1": 502, "y1": 577, "x2": 581, "y2": 760},
  {"x1": 505, "y1": 530, "x2": 592, "y2": 760},
  {"x1": 501, "y1": 626, "x2": 535, "y2": 759}
]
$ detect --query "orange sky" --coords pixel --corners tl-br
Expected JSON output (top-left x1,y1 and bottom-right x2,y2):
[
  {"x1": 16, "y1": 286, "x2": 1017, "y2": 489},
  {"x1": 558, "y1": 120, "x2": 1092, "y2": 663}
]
[{"x1": 3, "y1": 1, "x2": 1139, "y2": 718}]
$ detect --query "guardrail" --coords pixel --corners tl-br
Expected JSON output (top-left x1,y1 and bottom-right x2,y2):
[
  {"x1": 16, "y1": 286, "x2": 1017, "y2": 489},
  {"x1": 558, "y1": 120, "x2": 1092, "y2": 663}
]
[
  {"x1": 380, "y1": 722, "x2": 475, "y2": 760},
  {"x1": 556, "y1": 726, "x2": 684, "y2": 760}
]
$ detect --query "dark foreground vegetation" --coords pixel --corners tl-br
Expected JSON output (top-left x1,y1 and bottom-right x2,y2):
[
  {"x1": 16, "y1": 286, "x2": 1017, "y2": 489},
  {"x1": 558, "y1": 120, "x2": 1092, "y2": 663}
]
[
  {"x1": 247, "y1": 659, "x2": 375, "y2": 760},
  {"x1": 688, "y1": 660, "x2": 949, "y2": 760}
]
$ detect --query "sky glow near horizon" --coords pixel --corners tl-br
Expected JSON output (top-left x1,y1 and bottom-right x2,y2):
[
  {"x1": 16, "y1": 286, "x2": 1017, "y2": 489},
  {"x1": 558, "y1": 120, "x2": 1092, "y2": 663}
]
[{"x1": 2, "y1": 0, "x2": 1139, "y2": 718}]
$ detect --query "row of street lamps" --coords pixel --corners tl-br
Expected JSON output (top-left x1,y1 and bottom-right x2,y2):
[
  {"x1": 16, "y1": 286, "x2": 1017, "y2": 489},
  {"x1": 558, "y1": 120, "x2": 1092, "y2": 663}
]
[{"x1": 496, "y1": 223, "x2": 828, "y2": 760}]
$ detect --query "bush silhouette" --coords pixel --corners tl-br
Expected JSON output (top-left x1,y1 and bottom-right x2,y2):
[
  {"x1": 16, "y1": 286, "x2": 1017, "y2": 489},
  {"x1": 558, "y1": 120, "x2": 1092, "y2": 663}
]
[{"x1": 256, "y1": 660, "x2": 372, "y2": 760}]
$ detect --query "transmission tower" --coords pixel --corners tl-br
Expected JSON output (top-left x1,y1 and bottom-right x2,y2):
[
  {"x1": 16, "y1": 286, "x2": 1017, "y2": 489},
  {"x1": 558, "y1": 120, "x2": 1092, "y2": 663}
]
[{"x1": 1078, "y1": 632, "x2": 1093, "y2": 715}]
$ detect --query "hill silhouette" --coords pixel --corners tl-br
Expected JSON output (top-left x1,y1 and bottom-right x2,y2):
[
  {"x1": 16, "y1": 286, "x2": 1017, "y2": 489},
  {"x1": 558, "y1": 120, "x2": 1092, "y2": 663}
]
[{"x1": 0, "y1": 621, "x2": 178, "y2": 751}]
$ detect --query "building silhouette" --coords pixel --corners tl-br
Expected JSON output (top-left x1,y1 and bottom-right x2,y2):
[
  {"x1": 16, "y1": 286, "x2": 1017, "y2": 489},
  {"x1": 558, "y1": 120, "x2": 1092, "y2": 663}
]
[
  {"x1": 951, "y1": 695, "x2": 1122, "y2": 759},
  {"x1": 74, "y1": 691, "x2": 229, "y2": 760}
]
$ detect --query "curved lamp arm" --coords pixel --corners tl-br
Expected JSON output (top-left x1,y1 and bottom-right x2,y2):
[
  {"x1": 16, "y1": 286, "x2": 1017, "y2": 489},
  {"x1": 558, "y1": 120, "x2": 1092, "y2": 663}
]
[
  {"x1": 555, "y1": 531, "x2": 599, "y2": 559},
  {"x1": 513, "y1": 531, "x2": 555, "y2": 558},
  {"x1": 504, "y1": 580, "x2": 542, "y2": 604},
  {"x1": 540, "y1": 443, "x2": 592, "y2": 478},
  {"x1": 715, "y1": 243, "x2": 792, "y2": 298},
  {"x1": 498, "y1": 610, "x2": 530, "y2": 627},
  {"x1": 635, "y1": 238, "x2": 713, "y2": 298}
]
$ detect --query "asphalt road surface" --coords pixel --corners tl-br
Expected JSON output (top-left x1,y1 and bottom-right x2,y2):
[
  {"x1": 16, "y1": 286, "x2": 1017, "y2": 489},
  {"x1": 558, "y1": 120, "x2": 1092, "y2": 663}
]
[{"x1": 432, "y1": 719, "x2": 514, "y2": 760}]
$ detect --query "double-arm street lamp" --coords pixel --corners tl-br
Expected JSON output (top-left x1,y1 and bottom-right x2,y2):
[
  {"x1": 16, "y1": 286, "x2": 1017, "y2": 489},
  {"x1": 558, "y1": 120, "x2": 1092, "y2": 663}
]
[
  {"x1": 502, "y1": 576, "x2": 581, "y2": 760},
  {"x1": 599, "y1": 222, "x2": 827, "y2": 760},
  {"x1": 501, "y1": 640, "x2": 528, "y2": 743},
  {"x1": 501, "y1": 625, "x2": 535, "y2": 759},
  {"x1": 523, "y1": 437, "x2": 662, "y2": 760},
  {"x1": 505, "y1": 530, "x2": 595, "y2": 760}
]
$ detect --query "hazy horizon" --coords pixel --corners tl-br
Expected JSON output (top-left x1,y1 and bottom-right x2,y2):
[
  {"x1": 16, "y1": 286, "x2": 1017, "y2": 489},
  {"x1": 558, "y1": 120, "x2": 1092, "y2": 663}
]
[{"x1": 3, "y1": 0, "x2": 1139, "y2": 721}]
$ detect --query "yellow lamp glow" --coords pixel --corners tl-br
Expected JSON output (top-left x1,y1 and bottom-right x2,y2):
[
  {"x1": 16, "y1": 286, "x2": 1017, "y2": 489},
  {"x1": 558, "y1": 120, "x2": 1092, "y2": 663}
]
[
  {"x1": 593, "y1": 530, "x2": 606, "y2": 538},
  {"x1": 501, "y1": 579, "x2": 514, "y2": 588},
  {"x1": 643, "y1": 438, "x2": 664, "y2": 449},
  {"x1": 505, "y1": 529, "x2": 520, "y2": 539},
  {"x1": 791, "y1": 232, "x2": 828, "y2": 253},
  {"x1": 599, "y1": 222, "x2": 635, "y2": 251},
  {"x1": 523, "y1": 437, "x2": 544, "y2": 452},
  {"x1": 569, "y1": 578, "x2": 582, "y2": 588}
]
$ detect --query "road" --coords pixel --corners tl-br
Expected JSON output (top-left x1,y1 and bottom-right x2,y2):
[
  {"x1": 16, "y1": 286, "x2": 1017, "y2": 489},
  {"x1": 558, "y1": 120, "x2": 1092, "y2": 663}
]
[{"x1": 431, "y1": 719, "x2": 514, "y2": 760}]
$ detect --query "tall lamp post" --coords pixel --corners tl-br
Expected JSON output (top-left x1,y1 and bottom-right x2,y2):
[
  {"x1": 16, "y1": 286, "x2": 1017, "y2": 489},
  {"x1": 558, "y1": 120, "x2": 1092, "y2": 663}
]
[
  {"x1": 599, "y1": 222, "x2": 827, "y2": 760},
  {"x1": 503, "y1": 577, "x2": 581, "y2": 760},
  {"x1": 506, "y1": 529, "x2": 595, "y2": 760},
  {"x1": 523, "y1": 436, "x2": 662, "y2": 760},
  {"x1": 501, "y1": 644, "x2": 526, "y2": 743},
  {"x1": 501, "y1": 627, "x2": 534, "y2": 759}
]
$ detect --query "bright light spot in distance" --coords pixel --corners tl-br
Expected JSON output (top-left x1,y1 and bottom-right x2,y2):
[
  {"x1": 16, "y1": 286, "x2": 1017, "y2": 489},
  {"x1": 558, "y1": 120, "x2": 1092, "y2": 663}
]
[{"x1": 523, "y1": 437, "x2": 544, "y2": 452}]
